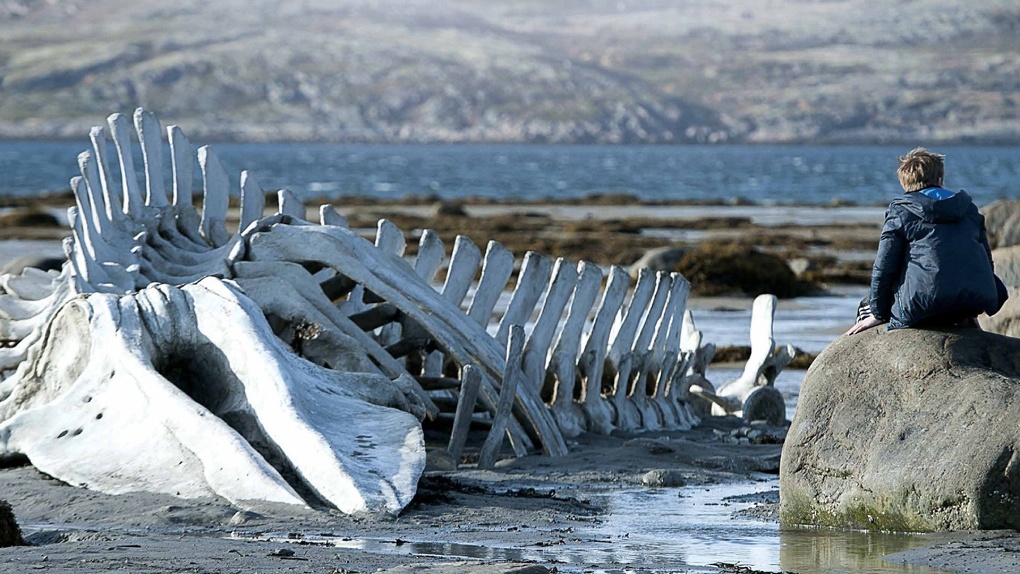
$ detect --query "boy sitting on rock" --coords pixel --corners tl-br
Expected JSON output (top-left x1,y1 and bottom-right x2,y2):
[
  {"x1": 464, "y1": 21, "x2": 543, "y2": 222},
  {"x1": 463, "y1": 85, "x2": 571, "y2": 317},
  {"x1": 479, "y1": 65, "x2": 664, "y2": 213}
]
[{"x1": 847, "y1": 147, "x2": 1007, "y2": 335}]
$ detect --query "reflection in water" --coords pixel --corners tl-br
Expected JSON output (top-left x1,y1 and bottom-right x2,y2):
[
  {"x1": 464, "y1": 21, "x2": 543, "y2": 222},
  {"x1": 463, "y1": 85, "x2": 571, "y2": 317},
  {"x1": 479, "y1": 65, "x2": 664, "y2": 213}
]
[
  {"x1": 780, "y1": 528, "x2": 952, "y2": 574},
  {"x1": 242, "y1": 481, "x2": 952, "y2": 573}
]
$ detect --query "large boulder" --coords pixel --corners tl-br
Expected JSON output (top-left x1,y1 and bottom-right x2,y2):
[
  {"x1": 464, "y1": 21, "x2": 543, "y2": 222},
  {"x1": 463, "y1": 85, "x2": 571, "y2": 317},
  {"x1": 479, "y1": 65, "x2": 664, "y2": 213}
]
[
  {"x1": 980, "y1": 246, "x2": 1020, "y2": 337},
  {"x1": 991, "y1": 245, "x2": 1020, "y2": 288},
  {"x1": 780, "y1": 327, "x2": 1020, "y2": 532},
  {"x1": 982, "y1": 200, "x2": 1020, "y2": 250},
  {"x1": 674, "y1": 242, "x2": 815, "y2": 298}
]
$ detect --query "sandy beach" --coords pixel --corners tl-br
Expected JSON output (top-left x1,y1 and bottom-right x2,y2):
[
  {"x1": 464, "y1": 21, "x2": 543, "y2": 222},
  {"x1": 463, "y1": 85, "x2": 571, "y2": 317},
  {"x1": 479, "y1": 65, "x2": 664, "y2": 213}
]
[{"x1": 2, "y1": 197, "x2": 1018, "y2": 574}]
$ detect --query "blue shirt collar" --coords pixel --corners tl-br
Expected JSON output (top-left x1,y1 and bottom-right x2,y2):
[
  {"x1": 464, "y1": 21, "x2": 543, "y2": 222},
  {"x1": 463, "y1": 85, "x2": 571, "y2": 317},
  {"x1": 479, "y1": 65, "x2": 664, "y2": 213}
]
[{"x1": 919, "y1": 187, "x2": 955, "y2": 200}]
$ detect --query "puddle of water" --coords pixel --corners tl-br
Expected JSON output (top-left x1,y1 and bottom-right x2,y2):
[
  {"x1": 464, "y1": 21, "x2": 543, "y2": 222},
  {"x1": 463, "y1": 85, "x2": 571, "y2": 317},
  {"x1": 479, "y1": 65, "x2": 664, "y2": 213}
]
[
  {"x1": 243, "y1": 480, "x2": 951, "y2": 574},
  {"x1": 780, "y1": 527, "x2": 953, "y2": 574}
]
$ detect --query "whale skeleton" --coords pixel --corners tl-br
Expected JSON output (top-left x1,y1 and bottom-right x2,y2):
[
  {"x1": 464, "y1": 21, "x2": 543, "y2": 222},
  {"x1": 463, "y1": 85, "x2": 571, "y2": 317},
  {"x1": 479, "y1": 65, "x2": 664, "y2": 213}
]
[{"x1": 0, "y1": 109, "x2": 792, "y2": 513}]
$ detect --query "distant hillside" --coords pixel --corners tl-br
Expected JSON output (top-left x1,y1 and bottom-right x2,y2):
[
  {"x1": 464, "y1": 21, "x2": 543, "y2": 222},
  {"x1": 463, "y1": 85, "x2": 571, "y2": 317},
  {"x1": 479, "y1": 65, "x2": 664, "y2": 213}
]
[{"x1": 0, "y1": 0, "x2": 1017, "y2": 144}]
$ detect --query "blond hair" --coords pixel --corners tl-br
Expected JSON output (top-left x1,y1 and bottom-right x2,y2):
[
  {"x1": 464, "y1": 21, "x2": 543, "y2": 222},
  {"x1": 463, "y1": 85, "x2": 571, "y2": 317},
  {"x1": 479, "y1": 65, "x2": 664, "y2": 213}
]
[{"x1": 897, "y1": 147, "x2": 945, "y2": 192}]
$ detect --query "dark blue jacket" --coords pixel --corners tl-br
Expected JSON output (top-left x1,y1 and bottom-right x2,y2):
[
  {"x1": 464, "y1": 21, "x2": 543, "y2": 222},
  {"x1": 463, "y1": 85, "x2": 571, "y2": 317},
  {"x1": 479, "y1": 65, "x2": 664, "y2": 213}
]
[{"x1": 869, "y1": 187, "x2": 1003, "y2": 329}]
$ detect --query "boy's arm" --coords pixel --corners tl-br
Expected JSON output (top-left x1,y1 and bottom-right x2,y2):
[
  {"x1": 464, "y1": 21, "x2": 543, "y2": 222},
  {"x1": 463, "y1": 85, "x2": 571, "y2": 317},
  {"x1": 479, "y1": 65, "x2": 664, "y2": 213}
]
[
  {"x1": 869, "y1": 209, "x2": 907, "y2": 322},
  {"x1": 977, "y1": 211, "x2": 995, "y2": 270}
]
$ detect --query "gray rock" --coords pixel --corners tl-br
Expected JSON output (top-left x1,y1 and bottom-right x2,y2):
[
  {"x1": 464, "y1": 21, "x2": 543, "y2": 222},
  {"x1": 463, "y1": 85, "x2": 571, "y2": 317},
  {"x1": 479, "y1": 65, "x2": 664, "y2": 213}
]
[
  {"x1": 742, "y1": 386, "x2": 786, "y2": 426},
  {"x1": 425, "y1": 449, "x2": 458, "y2": 472},
  {"x1": 641, "y1": 469, "x2": 688, "y2": 487},
  {"x1": 628, "y1": 246, "x2": 686, "y2": 279},
  {"x1": 227, "y1": 510, "x2": 262, "y2": 526},
  {"x1": 0, "y1": 255, "x2": 64, "y2": 275},
  {"x1": 780, "y1": 327, "x2": 1020, "y2": 532},
  {"x1": 979, "y1": 247, "x2": 1020, "y2": 336},
  {"x1": 979, "y1": 285, "x2": 1020, "y2": 337},
  {"x1": 0, "y1": 500, "x2": 25, "y2": 548},
  {"x1": 983, "y1": 200, "x2": 1020, "y2": 249},
  {"x1": 992, "y1": 245, "x2": 1020, "y2": 288}
]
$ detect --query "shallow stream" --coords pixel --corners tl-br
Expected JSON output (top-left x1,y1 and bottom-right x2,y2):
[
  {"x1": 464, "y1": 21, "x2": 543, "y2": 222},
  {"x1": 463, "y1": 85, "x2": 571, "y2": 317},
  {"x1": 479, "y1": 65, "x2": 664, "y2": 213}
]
[{"x1": 253, "y1": 479, "x2": 951, "y2": 573}]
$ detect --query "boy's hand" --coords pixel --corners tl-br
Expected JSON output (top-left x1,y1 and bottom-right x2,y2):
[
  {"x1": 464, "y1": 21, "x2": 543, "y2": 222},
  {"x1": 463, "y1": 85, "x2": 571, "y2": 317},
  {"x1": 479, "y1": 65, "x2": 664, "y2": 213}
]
[{"x1": 846, "y1": 316, "x2": 884, "y2": 335}]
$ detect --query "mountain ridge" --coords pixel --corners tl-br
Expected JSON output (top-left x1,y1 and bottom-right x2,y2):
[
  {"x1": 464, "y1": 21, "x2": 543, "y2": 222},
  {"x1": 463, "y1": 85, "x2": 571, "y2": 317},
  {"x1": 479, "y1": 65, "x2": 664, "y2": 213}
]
[{"x1": 0, "y1": 0, "x2": 1017, "y2": 144}]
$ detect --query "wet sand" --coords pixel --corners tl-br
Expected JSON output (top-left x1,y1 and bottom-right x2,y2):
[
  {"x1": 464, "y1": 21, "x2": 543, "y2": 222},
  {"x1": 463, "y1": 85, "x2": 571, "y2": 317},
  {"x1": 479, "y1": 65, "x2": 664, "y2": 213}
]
[{"x1": 1, "y1": 197, "x2": 1017, "y2": 574}]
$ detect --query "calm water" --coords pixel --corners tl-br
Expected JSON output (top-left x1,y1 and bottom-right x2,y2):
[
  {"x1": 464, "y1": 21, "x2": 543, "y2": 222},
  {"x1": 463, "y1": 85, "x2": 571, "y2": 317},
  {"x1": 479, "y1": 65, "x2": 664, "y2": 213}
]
[
  {"x1": 247, "y1": 480, "x2": 950, "y2": 573},
  {"x1": 1, "y1": 141, "x2": 1019, "y2": 206}
]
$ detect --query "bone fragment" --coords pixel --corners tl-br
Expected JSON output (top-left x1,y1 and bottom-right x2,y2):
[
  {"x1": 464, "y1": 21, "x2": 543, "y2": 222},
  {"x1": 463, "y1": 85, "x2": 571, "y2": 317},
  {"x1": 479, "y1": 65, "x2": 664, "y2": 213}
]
[
  {"x1": 447, "y1": 364, "x2": 482, "y2": 467},
  {"x1": 478, "y1": 327, "x2": 524, "y2": 470},
  {"x1": 579, "y1": 266, "x2": 629, "y2": 435},
  {"x1": 549, "y1": 261, "x2": 602, "y2": 438}
]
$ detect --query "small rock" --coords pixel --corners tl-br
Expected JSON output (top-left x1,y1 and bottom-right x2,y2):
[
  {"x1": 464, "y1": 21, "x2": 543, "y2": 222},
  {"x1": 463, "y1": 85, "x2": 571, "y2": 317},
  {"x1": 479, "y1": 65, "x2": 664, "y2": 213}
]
[
  {"x1": 425, "y1": 449, "x2": 458, "y2": 471},
  {"x1": 622, "y1": 438, "x2": 676, "y2": 454},
  {"x1": 430, "y1": 201, "x2": 468, "y2": 217},
  {"x1": 227, "y1": 510, "x2": 261, "y2": 526},
  {"x1": 641, "y1": 469, "x2": 687, "y2": 488},
  {"x1": 0, "y1": 500, "x2": 26, "y2": 548},
  {"x1": 267, "y1": 548, "x2": 295, "y2": 557},
  {"x1": 628, "y1": 246, "x2": 687, "y2": 279}
]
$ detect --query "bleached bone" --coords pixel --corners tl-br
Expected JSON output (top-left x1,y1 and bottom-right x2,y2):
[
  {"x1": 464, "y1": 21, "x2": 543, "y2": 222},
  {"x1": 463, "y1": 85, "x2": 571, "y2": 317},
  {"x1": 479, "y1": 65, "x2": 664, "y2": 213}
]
[
  {"x1": 604, "y1": 268, "x2": 657, "y2": 430},
  {"x1": 422, "y1": 235, "x2": 481, "y2": 377},
  {"x1": 496, "y1": 252, "x2": 552, "y2": 346},
  {"x1": 680, "y1": 309, "x2": 716, "y2": 379},
  {"x1": 447, "y1": 364, "x2": 482, "y2": 467},
  {"x1": 228, "y1": 261, "x2": 432, "y2": 419},
  {"x1": 278, "y1": 189, "x2": 305, "y2": 221},
  {"x1": 607, "y1": 268, "x2": 656, "y2": 369},
  {"x1": 579, "y1": 266, "x2": 629, "y2": 435},
  {"x1": 661, "y1": 351, "x2": 700, "y2": 429},
  {"x1": 197, "y1": 146, "x2": 231, "y2": 246},
  {"x1": 645, "y1": 274, "x2": 692, "y2": 429},
  {"x1": 373, "y1": 220, "x2": 409, "y2": 347},
  {"x1": 414, "y1": 229, "x2": 445, "y2": 282},
  {"x1": 626, "y1": 272, "x2": 674, "y2": 430},
  {"x1": 2, "y1": 107, "x2": 778, "y2": 512},
  {"x1": 107, "y1": 113, "x2": 145, "y2": 218},
  {"x1": 245, "y1": 224, "x2": 567, "y2": 456},
  {"x1": 319, "y1": 204, "x2": 347, "y2": 227},
  {"x1": 0, "y1": 279, "x2": 424, "y2": 513},
  {"x1": 135, "y1": 109, "x2": 169, "y2": 208},
  {"x1": 548, "y1": 261, "x2": 603, "y2": 438},
  {"x1": 0, "y1": 109, "x2": 440, "y2": 515},
  {"x1": 391, "y1": 229, "x2": 446, "y2": 365},
  {"x1": 478, "y1": 326, "x2": 525, "y2": 470},
  {"x1": 240, "y1": 171, "x2": 265, "y2": 230},
  {"x1": 694, "y1": 294, "x2": 794, "y2": 424},
  {"x1": 467, "y1": 241, "x2": 514, "y2": 328},
  {"x1": 0, "y1": 267, "x2": 61, "y2": 301},
  {"x1": 521, "y1": 258, "x2": 578, "y2": 393}
]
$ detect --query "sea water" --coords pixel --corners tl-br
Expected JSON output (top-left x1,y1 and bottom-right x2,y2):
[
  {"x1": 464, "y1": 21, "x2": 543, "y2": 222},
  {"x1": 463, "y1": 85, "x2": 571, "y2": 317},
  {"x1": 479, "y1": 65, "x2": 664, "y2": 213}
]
[
  {"x1": 2, "y1": 141, "x2": 1019, "y2": 206},
  {"x1": 249, "y1": 480, "x2": 951, "y2": 573}
]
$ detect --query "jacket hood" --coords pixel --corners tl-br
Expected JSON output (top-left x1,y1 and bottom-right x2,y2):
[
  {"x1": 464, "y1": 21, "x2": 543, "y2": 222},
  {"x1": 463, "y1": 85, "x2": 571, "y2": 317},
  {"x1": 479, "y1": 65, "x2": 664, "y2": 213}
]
[{"x1": 892, "y1": 188, "x2": 973, "y2": 223}]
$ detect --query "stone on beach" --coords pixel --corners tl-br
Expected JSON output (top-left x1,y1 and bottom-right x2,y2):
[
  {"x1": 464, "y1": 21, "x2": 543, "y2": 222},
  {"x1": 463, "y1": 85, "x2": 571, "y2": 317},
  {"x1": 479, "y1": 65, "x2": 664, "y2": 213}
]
[
  {"x1": 627, "y1": 246, "x2": 686, "y2": 279},
  {"x1": 673, "y1": 242, "x2": 814, "y2": 298},
  {"x1": 780, "y1": 327, "x2": 1020, "y2": 531},
  {"x1": 641, "y1": 469, "x2": 687, "y2": 487},
  {"x1": 980, "y1": 245, "x2": 1020, "y2": 337},
  {"x1": 982, "y1": 199, "x2": 1020, "y2": 250},
  {"x1": 0, "y1": 500, "x2": 25, "y2": 547}
]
